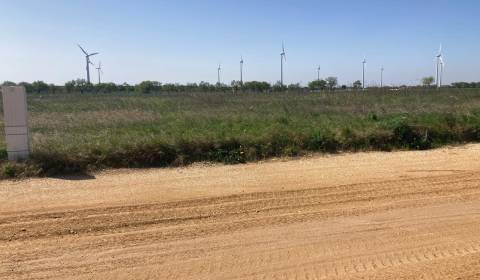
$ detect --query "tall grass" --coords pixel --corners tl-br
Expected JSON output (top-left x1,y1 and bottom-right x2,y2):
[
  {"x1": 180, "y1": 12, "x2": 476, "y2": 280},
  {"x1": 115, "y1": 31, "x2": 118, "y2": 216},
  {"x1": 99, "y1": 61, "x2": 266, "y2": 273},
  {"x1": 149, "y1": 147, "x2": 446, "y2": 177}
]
[{"x1": 1, "y1": 88, "x2": 480, "y2": 178}]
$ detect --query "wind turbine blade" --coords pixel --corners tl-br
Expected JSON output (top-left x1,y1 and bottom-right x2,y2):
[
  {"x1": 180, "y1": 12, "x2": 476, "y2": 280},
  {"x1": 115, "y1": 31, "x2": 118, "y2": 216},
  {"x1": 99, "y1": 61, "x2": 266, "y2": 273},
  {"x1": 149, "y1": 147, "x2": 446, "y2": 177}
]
[
  {"x1": 89, "y1": 52, "x2": 99, "y2": 57},
  {"x1": 77, "y1": 44, "x2": 88, "y2": 55}
]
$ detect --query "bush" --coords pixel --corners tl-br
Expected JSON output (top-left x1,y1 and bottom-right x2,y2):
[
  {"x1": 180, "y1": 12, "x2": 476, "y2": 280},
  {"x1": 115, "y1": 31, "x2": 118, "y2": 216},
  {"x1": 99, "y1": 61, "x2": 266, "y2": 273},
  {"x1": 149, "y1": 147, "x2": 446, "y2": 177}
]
[{"x1": 135, "y1": 81, "x2": 161, "y2": 93}]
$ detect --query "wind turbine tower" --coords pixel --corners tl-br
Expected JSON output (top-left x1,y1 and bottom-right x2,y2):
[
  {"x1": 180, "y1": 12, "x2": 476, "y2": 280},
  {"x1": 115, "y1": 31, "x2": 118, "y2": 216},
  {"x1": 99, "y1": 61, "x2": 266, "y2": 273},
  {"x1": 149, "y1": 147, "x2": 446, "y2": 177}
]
[
  {"x1": 436, "y1": 45, "x2": 445, "y2": 88},
  {"x1": 440, "y1": 59, "x2": 444, "y2": 87},
  {"x1": 217, "y1": 64, "x2": 222, "y2": 85},
  {"x1": 317, "y1": 65, "x2": 321, "y2": 81},
  {"x1": 78, "y1": 44, "x2": 99, "y2": 84},
  {"x1": 240, "y1": 56, "x2": 244, "y2": 84},
  {"x1": 362, "y1": 57, "x2": 367, "y2": 90},
  {"x1": 381, "y1": 66, "x2": 384, "y2": 88},
  {"x1": 96, "y1": 62, "x2": 103, "y2": 84},
  {"x1": 280, "y1": 42, "x2": 287, "y2": 87}
]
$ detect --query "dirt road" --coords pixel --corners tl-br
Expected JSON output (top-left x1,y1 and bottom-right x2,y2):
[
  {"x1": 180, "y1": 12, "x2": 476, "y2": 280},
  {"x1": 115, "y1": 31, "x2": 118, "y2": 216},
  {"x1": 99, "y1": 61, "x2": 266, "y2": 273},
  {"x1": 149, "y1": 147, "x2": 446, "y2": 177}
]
[{"x1": 1, "y1": 145, "x2": 480, "y2": 279}]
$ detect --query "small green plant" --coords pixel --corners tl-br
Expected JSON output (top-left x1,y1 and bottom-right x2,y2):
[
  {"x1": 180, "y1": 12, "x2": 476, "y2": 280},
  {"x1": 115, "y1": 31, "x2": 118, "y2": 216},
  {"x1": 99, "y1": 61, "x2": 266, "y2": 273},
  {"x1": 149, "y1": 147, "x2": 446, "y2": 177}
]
[{"x1": 2, "y1": 163, "x2": 17, "y2": 178}]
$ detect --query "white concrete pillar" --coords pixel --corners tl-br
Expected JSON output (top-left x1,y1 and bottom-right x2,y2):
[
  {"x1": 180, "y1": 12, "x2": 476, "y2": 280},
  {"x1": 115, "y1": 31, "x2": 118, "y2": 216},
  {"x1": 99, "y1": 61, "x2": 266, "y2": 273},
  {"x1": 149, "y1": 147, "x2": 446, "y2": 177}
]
[{"x1": 1, "y1": 86, "x2": 30, "y2": 160}]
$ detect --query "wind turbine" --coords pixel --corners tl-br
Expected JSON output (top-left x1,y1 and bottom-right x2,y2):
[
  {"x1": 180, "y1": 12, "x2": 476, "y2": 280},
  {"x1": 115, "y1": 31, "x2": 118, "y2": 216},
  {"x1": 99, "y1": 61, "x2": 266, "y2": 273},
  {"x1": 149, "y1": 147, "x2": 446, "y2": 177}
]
[
  {"x1": 217, "y1": 64, "x2": 222, "y2": 85},
  {"x1": 96, "y1": 62, "x2": 103, "y2": 84},
  {"x1": 362, "y1": 56, "x2": 367, "y2": 90},
  {"x1": 381, "y1": 66, "x2": 384, "y2": 88},
  {"x1": 436, "y1": 44, "x2": 445, "y2": 88},
  {"x1": 240, "y1": 56, "x2": 244, "y2": 84},
  {"x1": 317, "y1": 65, "x2": 321, "y2": 81},
  {"x1": 78, "y1": 44, "x2": 99, "y2": 84},
  {"x1": 280, "y1": 42, "x2": 287, "y2": 87}
]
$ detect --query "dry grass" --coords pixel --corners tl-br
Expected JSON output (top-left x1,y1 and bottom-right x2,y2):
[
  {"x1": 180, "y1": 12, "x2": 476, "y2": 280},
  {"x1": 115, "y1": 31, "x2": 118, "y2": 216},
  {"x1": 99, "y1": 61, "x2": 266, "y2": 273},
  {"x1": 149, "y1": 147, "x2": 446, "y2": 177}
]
[{"x1": 0, "y1": 88, "x2": 480, "y2": 178}]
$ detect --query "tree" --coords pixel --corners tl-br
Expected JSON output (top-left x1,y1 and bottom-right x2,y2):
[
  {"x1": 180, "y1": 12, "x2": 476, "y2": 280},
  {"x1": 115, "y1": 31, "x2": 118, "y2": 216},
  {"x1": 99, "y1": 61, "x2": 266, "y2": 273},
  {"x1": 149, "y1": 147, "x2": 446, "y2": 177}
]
[
  {"x1": 48, "y1": 83, "x2": 57, "y2": 93},
  {"x1": 185, "y1": 83, "x2": 199, "y2": 92},
  {"x1": 18, "y1": 82, "x2": 32, "y2": 92},
  {"x1": 118, "y1": 82, "x2": 134, "y2": 92},
  {"x1": 308, "y1": 80, "x2": 327, "y2": 91},
  {"x1": 199, "y1": 81, "x2": 215, "y2": 92},
  {"x1": 65, "y1": 81, "x2": 76, "y2": 92},
  {"x1": 162, "y1": 83, "x2": 178, "y2": 92},
  {"x1": 135, "y1": 81, "x2": 160, "y2": 93},
  {"x1": 272, "y1": 81, "x2": 286, "y2": 92},
  {"x1": 1, "y1": 81, "x2": 16, "y2": 86},
  {"x1": 31, "y1": 81, "x2": 49, "y2": 93},
  {"x1": 215, "y1": 83, "x2": 228, "y2": 92},
  {"x1": 71, "y1": 79, "x2": 93, "y2": 93},
  {"x1": 287, "y1": 83, "x2": 301, "y2": 91},
  {"x1": 243, "y1": 81, "x2": 271, "y2": 93},
  {"x1": 103, "y1": 83, "x2": 118, "y2": 93},
  {"x1": 353, "y1": 80, "x2": 362, "y2": 89},
  {"x1": 422, "y1": 76, "x2": 435, "y2": 87},
  {"x1": 231, "y1": 80, "x2": 242, "y2": 92},
  {"x1": 326, "y1": 77, "x2": 338, "y2": 90}
]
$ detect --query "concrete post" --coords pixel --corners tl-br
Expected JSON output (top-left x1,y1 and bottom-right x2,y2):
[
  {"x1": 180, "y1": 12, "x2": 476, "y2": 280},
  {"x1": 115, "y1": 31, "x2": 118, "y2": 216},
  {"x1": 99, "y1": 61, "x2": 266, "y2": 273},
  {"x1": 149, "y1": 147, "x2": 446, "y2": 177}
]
[{"x1": 1, "y1": 86, "x2": 30, "y2": 160}]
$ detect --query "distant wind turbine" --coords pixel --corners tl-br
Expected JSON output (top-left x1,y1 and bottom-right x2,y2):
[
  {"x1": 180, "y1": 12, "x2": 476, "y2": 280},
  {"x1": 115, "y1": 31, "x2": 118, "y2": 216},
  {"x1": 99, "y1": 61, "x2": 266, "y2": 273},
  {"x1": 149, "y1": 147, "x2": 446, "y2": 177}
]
[
  {"x1": 240, "y1": 56, "x2": 244, "y2": 84},
  {"x1": 317, "y1": 65, "x2": 321, "y2": 81},
  {"x1": 362, "y1": 56, "x2": 367, "y2": 90},
  {"x1": 440, "y1": 59, "x2": 444, "y2": 87},
  {"x1": 96, "y1": 62, "x2": 103, "y2": 84},
  {"x1": 381, "y1": 66, "x2": 384, "y2": 88},
  {"x1": 78, "y1": 44, "x2": 99, "y2": 84},
  {"x1": 436, "y1": 44, "x2": 445, "y2": 88},
  {"x1": 280, "y1": 42, "x2": 287, "y2": 86},
  {"x1": 217, "y1": 64, "x2": 222, "y2": 85}
]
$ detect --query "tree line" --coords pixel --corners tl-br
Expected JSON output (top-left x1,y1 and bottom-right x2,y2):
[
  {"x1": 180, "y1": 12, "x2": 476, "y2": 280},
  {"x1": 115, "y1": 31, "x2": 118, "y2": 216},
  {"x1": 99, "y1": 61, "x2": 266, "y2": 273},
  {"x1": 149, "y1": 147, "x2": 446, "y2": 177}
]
[
  {"x1": 451, "y1": 82, "x2": 480, "y2": 88},
  {"x1": 0, "y1": 78, "x2": 338, "y2": 94},
  {"x1": 2, "y1": 78, "x2": 479, "y2": 94}
]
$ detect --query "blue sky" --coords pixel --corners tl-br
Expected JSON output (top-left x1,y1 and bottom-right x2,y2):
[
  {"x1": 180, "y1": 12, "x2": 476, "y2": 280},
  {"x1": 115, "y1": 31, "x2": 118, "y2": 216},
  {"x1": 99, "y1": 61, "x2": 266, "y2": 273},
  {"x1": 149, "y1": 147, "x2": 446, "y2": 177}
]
[{"x1": 1, "y1": 0, "x2": 479, "y2": 86}]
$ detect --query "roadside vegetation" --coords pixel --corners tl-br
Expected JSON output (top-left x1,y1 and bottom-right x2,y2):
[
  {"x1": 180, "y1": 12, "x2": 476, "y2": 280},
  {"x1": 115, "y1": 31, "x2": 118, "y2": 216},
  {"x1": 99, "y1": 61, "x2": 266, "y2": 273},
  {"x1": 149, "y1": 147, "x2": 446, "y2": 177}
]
[{"x1": 1, "y1": 87, "x2": 480, "y2": 179}]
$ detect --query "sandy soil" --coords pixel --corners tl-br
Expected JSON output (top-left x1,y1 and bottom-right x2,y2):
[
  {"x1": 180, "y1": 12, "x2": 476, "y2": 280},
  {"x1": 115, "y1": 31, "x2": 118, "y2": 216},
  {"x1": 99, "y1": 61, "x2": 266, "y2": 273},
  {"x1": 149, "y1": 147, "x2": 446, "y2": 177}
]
[{"x1": 1, "y1": 144, "x2": 480, "y2": 279}]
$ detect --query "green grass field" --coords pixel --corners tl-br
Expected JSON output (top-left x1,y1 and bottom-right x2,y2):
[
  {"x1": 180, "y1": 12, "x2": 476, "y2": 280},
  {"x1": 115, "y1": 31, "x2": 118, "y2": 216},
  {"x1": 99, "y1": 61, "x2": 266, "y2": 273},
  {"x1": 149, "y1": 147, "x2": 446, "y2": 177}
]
[{"x1": 1, "y1": 88, "x2": 480, "y2": 178}]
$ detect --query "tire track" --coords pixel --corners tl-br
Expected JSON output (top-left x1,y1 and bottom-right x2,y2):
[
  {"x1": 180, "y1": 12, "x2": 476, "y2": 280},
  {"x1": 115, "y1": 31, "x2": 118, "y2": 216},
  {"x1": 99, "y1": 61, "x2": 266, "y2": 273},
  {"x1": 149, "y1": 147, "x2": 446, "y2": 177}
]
[
  {"x1": 2, "y1": 148, "x2": 480, "y2": 279},
  {"x1": 1, "y1": 172, "x2": 479, "y2": 243}
]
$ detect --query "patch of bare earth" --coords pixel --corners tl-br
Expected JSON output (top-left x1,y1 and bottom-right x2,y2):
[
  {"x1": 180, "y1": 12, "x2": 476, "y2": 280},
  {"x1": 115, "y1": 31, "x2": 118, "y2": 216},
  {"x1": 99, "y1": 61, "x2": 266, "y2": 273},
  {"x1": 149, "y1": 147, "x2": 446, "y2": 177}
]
[{"x1": 1, "y1": 144, "x2": 480, "y2": 279}]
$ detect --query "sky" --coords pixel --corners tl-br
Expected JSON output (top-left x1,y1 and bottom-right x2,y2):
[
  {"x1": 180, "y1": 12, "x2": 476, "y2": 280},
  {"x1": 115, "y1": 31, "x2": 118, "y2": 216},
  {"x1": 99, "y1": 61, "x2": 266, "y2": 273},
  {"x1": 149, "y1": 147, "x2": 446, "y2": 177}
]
[{"x1": 1, "y1": 0, "x2": 479, "y2": 86}]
